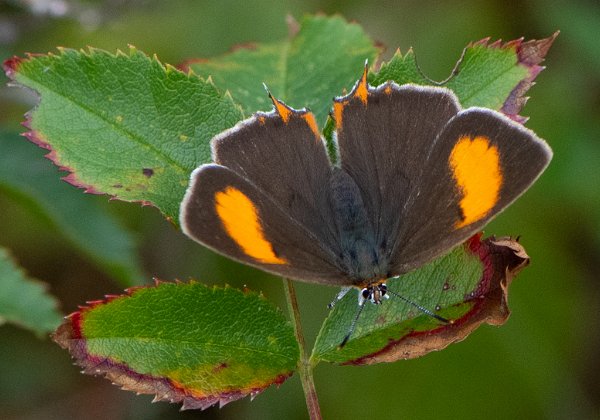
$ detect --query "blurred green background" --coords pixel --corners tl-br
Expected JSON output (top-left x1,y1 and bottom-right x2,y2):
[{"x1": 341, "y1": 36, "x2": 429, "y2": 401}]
[{"x1": 0, "y1": 0, "x2": 598, "y2": 419}]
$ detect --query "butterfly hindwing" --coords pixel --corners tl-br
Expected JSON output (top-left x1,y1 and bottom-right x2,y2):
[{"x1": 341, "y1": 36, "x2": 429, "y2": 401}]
[
  {"x1": 389, "y1": 107, "x2": 552, "y2": 273},
  {"x1": 180, "y1": 164, "x2": 347, "y2": 285}
]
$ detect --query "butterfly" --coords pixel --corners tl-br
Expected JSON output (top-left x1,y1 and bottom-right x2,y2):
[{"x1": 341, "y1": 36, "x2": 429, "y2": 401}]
[{"x1": 180, "y1": 66, "x2": 552, "y2": 344}]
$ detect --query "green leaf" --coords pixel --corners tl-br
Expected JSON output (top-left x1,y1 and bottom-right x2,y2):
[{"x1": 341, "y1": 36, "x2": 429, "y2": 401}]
[
  {"x1": 371, "y1": 34, "x2": 558, "y2": 120},
  {"x1": 445, "y1": 39, "x2": 528, "y2": 111},
  {"x1": 4, "y1": 47, "x2": 244, "y2": 222},
  {"x1": 0, "y1": 247, "x2": 63, "y2": 336},
  {"x1": 311, "y1": 235, "x2": 530, "y2": 365},
  {"x1": 369, "y1": 48, "x2": 429, "y2": 86},
  {"x1": 182, "y1": 15, "x2": 380, "y2": 126},
  {"x1": 53, "y1": 281, "x2": 299, "y2": 409},
  {"x1": 0, "y1": 130, "x2": 143, "y2": 286}
]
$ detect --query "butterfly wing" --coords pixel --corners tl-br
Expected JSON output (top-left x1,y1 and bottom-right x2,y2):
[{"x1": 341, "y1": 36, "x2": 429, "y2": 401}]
[
  {"x1": 334, "y1": 72, "x2": 461, "y2": 269},
  {"x1": 212, "y1": 97, "x2": 340, "y2": 252},
  {"x1": 180, "y1": 100, "x2": 348, "y2": 285},
  {"x1": 334, "y1": 72, "x2": 551, "y2": 276},
  {"x1": 389, "y1": 107, "x2": 552, "y2": 273}
]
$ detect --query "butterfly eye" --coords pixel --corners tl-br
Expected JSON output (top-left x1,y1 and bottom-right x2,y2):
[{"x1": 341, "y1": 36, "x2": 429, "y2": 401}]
[
  {"x1": 361, "y1": 288, "x2": 370, "y2": 299},
  {"x1": 380, "y1": 284, "x2": 387, "y2": 295}
]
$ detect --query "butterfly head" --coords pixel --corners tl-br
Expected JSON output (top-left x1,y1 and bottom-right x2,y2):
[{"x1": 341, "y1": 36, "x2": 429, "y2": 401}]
[{"x1": 359, "y1": 282, "x2": 390, "y2": 306}]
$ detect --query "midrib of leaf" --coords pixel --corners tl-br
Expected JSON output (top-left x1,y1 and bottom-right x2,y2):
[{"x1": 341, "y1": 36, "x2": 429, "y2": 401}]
[
  {"x1": 20, "y1": 72, "x2": 189, "y2": 174},
  {"x1": 87, "y1": 336, "x2": 295, "y2": 358}
]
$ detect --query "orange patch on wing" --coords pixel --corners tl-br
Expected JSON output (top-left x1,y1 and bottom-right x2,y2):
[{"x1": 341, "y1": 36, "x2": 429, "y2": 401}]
[
  {"x1": 333, "y1": 101, "x2": 345, "y2": 129},
  {"x1": 449, "y1": 136, "x2": 502, "y2": 228},
  {"x1": 215, "y1": 187, "x2": 287, "y2": 264},
  {"x1": 301, "y1": 112, "x2": 320, "y2": 138},
  {"x1": 353, "y1": 69, "x2": 369, "y2": 104},
  {"x1": 272, "y1": 97, "x2": 292, "y2": 123}
]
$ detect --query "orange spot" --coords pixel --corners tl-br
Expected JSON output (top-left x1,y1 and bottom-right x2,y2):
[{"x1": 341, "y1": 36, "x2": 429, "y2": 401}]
[
  {"x1": 272, "y1": 97, "x2": 292, "y2": 123},
  {"x1": 215, "y1": 187, "x2": 287, "y2": 264},
  {"x1": 258, "y1": 116, "x2": 266, "y2": 125},
  {"x1": 353, "y1": 69, "x2": 368, "y2": 104},
  {"x1": 384, "y1": 85, "x2": 392, "y2": 95},
  {"x1": 301, "y1": 112, "x2": 320, "y2": 138},
  {"x1": 333, "y1": 101, "x2": 345, "y2": 129},
  {"x1": 449, "y1": 136, "x2": 502, "y2": 228}
]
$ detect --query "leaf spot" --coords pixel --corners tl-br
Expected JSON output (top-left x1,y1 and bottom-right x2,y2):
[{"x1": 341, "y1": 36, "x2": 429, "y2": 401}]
[{"x1": 212, "y1": 362, "x2": 229, "y2": 373}]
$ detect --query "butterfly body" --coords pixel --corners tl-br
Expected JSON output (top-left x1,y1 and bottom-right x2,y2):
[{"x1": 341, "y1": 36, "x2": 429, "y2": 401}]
[{"x1": 329, "y1": 167, "x2": 389, "y2": 285}]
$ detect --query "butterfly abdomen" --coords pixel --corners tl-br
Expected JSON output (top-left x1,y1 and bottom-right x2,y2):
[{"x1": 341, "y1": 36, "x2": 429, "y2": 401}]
[{"x1": 329, "y1": 168, "x2": 388, "y2": 282}]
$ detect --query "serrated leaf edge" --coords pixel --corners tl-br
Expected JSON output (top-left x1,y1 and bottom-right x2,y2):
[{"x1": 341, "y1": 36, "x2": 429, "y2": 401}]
[
  {"x1": 371, "y1": 33, "x2": 557, "y2": 123},
  {"x1": 52, "y1": 279, "x2": 294, "y2": 410},
  {"x1": 176, "y1": 14, "x2": 381, "y2": 123},
  {"x1": 499, "y1": 31, "x2": 559, "y2": 123},
  {"x1": 3, "y1": 47, "x2": 244, "y2": 218},
  {"x1": 461, "y1": 34, "x2": 558, "y2": 122}
]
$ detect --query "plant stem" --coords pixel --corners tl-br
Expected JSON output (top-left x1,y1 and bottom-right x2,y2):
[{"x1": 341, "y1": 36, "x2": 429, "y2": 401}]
[{"x1": 283, "y1": 278, "x2": 322, "y2": 420}]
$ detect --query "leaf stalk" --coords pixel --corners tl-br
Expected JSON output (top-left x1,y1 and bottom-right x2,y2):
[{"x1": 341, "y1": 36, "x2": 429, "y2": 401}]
[{"x1": 283, "y1": 278, "x2": 322, "y2": 420}]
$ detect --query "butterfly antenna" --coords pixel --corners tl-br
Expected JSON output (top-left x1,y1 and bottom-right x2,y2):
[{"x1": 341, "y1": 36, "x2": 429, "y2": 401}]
[
  {"x1": 339, "y1": 300, "x2": 367, "y2": 348},
  {"x1": 328, "y1": 287, "x2": 351, "y2": 309},
  {"x1": 385, "y1": 289, "x2": 452, "y2": 324}
]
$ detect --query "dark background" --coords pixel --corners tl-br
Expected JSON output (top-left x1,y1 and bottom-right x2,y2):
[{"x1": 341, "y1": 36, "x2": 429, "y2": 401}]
[{"x1": 0, "y1": 1, "x2": 598, "y2": 419}]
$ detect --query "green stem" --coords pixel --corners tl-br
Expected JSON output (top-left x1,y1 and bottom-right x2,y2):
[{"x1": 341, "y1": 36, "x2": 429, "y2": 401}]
[{"x1": 283, "y1": 278, "x2": 322, "y2": 420}]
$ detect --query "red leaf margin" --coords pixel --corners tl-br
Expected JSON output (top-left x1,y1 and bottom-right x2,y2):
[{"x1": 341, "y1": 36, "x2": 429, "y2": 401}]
[
  {"x1": 4, "y1": 55, "x2": 102, "y2": 196},
  {"x1": 3, "y1": 51, "x2": 175, "y2": 212},
  {"x1": 344, "y1": 234, "x2": 530, "y2": 365},
  {"x1": 52, "y1": 280, "x2": 293, "y2": 410}
]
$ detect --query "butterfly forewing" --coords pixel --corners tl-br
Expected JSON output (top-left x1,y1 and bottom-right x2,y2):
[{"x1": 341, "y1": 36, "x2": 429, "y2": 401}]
[
  {"x1": 213, "y1": 102, "x2": 341, "y2": 259},
  {"x1": 334, "y1": 80, "x2": 461, "y2": 262}
]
